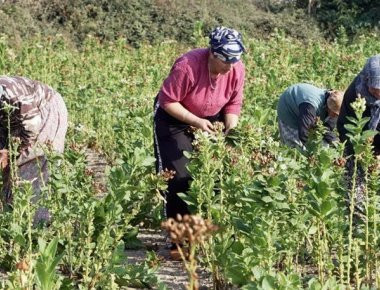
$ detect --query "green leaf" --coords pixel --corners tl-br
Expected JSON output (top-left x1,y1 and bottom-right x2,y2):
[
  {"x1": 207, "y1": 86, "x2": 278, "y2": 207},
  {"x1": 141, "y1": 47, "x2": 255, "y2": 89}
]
[
  {"x1": 320, "y1": 200, "x2": 336, "y2": 218},
  {"x1": 183, "y1": 150, "x2": 192, "y2": 158},
  {"x1": 45, "y1": 237, "x2": 59, "y2": 258},
  {"x1": 177, "y1": 192, "x2": 196, "y2": 206},
  {"x1": 272, "y1": 192, "x2": 286, "y2": 201},
  {"x1": 141, "y1": 156, "x2": 156, "y2": 166},
  {"x1": 234, "y1": 218, "x2": 251, "y2": 235},
  {"x1": 316, "y1": 181, "x2": 330, "y2": 198},
  {"x1": 231, "y1": 240, "x2": 245, "y2": 255},
  {"x1": 14, "y1": 234, "x2": 26, "y2": 247},
  {"x1": 307, "y1": 207, "x2": 321, "y2": 218},
  {"x1": 112, "y1": 241, "x2": 127, "y2": 264},
  {"x1": 318, "y1": 150, "x2": 331, "y2": 166},
  {"x1": 308, "y1": 278, "x2": 322, "y2": 290},
  {"x1": 261, "y1": 276, "x2": 277, "y2": 290},
  {"x1": 262, "y1": 196, "x2": 273, "y2": 203},
  {"x1": 344, "y1": 123, "x2": 358, "y2": 133},
  {"x1": 251, "y1": 265, "x2": 264, "y2": 280},
  {"x1": 275, "y1": 202, "x2": 290, "y2": 209},
  {"x1": 48, "y1": 253, "x2": 64, "y2": 275},
  {"x1": 36, "y1": 262, "x2": 50, "y2": 289},
  {"x1": 38, "y1": 238, "x2": 47, "y2": 252},
  {"x1": 308, "y1": 225, "x2": 318, "y2": 235},
  {"x1": 361, "y1": 129, "x2": 377, "y2": 140},
  {"x1": 226, "y1": 266, "x2": 247, "y2": 285}
]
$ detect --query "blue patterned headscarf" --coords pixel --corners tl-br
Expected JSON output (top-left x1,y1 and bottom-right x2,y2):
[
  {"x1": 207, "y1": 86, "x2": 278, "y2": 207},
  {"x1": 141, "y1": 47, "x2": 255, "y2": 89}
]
[{"x1": 209, "y1": 26, "x2": 245, "y2": 63}]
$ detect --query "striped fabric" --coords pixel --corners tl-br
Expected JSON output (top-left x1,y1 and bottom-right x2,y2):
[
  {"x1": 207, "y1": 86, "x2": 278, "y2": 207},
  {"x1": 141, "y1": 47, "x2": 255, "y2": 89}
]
[
  {"x1": 0, "y1": 76, "x2": 56, "y2": 150},
  {"x1": 209, "y1": 26, "x2": 245, "y2": 63},
  {"x1": 0, "y1": 76, "x2": 68, "y2": 218}
]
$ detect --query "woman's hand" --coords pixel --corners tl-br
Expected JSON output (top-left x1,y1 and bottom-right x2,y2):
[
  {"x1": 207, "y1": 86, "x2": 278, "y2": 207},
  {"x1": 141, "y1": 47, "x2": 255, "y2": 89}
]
[
  {"x1": 194, "y1": 118, "x2": 214, "y2": 133},
  {"x1": 163, "y1": 102, "x2": 215, "y2": 133},
  {"x1": 0, "y1": 149, "x2": 9, "y2": 170}
]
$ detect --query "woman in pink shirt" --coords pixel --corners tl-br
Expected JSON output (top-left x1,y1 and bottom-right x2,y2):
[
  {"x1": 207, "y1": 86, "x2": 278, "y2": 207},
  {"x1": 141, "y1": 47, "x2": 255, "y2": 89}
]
[{"x1": 153, "y1": 27, "x2": 245, "y2": 225}]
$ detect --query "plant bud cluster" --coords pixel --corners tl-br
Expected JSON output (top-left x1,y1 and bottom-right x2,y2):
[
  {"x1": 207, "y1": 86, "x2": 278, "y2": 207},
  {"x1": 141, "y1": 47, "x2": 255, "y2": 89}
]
[
  {"x1": 160, "y1": 168, "x2": 176, "y2": 181},
  {"x1": 333, "y1": 157, "x2": 347, "y2": 168},
  {"x1": 188, "y1": 122, "x2": 225, "y2": 135},
  {"x1": 187, "y1": 126, "x2": 197, "y2": 134},
  {"x1": 212, "y1": 121, "x2": 225, "y2": 133},
  {"x1": 296, "y1": 179, "x2": 306, "y2": 190},
  {"x1": 161, "y1": 214, "x2": 218, "y2": 244},
  {"x1": 85, "y1": 168, "x2": 94, "y2": 177},
  {"x1": 351, "y1": 96, "x2": 367, "y2": 115},
  {"x1": 251, "y1": 148, "x2": 275, "y2": 166}
]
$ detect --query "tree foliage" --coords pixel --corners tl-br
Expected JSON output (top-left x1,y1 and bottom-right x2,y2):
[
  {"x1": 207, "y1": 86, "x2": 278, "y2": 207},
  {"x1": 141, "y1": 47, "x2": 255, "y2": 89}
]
[{"x1": 296, "y1": 0, "x2": 379, "y2": 38}]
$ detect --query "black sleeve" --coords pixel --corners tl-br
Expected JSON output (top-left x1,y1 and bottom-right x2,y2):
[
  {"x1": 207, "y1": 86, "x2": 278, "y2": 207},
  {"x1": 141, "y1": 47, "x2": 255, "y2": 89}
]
[
  {"x1": 0, "y1": 126, "x2": 7, "y2": 149},
  {"x1": 322, "y1": 117, "x2": 338, "y2": 144},
  {"x1": 375, "y1": 135, "x2": 380, "y2": 155},
  {"x1": 373, "y1": 114, "x2": 380, "y2": 155},
  {"x1": 298, "y1": 102, "x2": 316, "y2": 144}
]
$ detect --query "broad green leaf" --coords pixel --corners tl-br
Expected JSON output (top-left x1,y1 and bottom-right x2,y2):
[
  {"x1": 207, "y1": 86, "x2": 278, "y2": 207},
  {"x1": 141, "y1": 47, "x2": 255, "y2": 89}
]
[
  {"x1": 141, "y1": 156, "x2": 156, "y2": 166},
  {"x1": 308, "y1": 225, "x2": 318, "y2": 235},
  {"x1": 261, "y1": 276, "x2": 276, "y2": 290},
  {"x1": 272, "y1": 192, "x2": 285, "y2": 201},
  {"x1": 320, "y1": 200, "x2": 337, "y2": 218},
  {"x1": 261, "y1": 196, "x2": 273, "y2": 203}
]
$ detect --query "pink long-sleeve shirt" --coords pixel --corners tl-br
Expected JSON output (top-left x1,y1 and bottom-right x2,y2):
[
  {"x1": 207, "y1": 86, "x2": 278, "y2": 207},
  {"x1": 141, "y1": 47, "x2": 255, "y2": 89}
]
[{"x1": 158, "y1": 48, "x2": 245, "y2": 117}]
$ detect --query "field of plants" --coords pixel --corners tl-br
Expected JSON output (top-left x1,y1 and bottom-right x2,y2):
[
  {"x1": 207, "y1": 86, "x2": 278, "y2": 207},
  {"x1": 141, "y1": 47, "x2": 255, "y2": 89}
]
[{"x1": 0, "y1": 31, "x2": 379, "y2": 289}]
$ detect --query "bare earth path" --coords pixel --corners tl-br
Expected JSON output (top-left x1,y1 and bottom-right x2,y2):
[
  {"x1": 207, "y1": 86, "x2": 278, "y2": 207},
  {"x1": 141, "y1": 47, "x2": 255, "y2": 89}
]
[
  {"x1": 126, "y1": 229, "x2": 212, "y2": 289},
  {"x1": 85, "y1": 149, "x2": 213, "y2": 289}
]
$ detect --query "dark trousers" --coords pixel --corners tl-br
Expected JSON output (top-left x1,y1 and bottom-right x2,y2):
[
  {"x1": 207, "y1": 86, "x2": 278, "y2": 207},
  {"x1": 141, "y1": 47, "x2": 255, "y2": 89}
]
[{"x1": 153, "y1": 97, "x2": 221, "y2": 219}]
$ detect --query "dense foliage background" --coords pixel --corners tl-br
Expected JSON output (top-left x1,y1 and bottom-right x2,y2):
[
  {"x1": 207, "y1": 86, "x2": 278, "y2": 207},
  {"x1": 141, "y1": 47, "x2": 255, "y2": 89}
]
[{"x1": 0, "y1": 0, "x2": 378, "y2": 47}]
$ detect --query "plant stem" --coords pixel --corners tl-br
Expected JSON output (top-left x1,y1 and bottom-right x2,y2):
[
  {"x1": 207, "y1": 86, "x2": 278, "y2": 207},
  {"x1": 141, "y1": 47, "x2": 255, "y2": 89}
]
[
  {"x1": 364, "y1": 171, "x2": 369, "y2": 285},
  {"x1": 347, "y1": 157, "x2": 358, "y2": 285}
]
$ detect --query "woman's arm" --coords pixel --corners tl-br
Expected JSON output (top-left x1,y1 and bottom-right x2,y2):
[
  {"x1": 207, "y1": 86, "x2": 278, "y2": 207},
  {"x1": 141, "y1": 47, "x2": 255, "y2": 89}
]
[
  {"x1": 322, "y1": 117, "x2": 338, "y2": 144},
  {"x1": 224, "y1": 113, "x2": 239, "y2": 134},
  {"x1": 164, "y1": 102, "x2": 214, "y2": 133}
]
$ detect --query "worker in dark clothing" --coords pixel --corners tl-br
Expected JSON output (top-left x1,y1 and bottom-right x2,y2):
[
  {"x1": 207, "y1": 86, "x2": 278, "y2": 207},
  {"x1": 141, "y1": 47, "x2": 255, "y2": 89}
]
[
  {"x1": 337, "y1": 55, "x2": 380, "y2": 219},
  {"x1": 337, "y1": 55, "x2": 380, "y2": 155}
]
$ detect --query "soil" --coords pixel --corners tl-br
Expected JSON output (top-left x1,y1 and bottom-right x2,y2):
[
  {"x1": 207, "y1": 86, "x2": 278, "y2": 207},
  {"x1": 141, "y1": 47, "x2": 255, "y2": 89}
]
[{"x1": 126, "y1": 229, "x2": 213, "y2": 290}]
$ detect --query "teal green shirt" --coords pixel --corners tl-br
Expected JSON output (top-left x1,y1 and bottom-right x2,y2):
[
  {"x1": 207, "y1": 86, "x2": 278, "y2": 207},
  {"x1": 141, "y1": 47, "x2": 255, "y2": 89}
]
[{"x1": 277, "y1": 83, "x2": 327, "y2": 129}]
